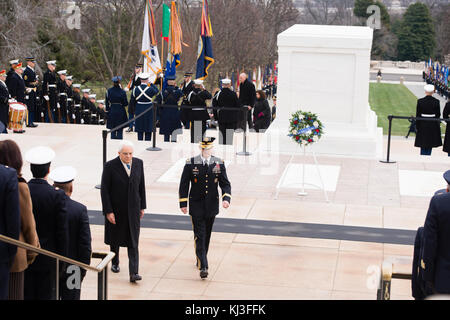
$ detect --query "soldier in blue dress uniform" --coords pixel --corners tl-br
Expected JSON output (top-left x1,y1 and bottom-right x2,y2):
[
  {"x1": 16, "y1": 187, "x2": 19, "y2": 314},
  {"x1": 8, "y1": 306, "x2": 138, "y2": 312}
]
[
  {"x1": 106, "y1": 76, "x2": 128, "y2": 140},
  {"x1": 23, "y1": 57, "x2": 39, "y2": 127},
  {"x1": 49, "y1": 166, "x2": 91, "y2": 301},
  {"x1": 187, "y1": 79, "x2": 212, "y2": 143},
  {"x1": 0, "y1": 69, "x2": 9, "y2": 134},
  {"x1": 155, "y1": 75, "x2": 183, "y2": 142},
  {"x1": 179, "y1": 137, "x2": 232, "y2": 279},
  {"x1": 133, "y1": 73, "x2": 159, "y2": 141},
  {"x1": 126, "y1": 63, "x2": 143, "y2": 133},
  {"x1": 24, "y1": 146, "x2": 68, "y2": 300},
  {"x1": 57, "y1": 70, "x2": 68, "y2": 123},
  {"x1": 421, "y1": 170, "x2": 450, "y2": 296},
  {"x1": 42, "y1": 61, "x2": 58, "y2": 123}
]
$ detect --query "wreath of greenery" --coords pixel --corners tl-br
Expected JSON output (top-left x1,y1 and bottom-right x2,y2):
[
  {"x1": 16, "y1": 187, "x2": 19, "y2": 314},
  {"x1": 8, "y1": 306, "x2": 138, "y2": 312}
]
[{"x1": 288, "y1": 110, "x2": 324, "y2": 146}]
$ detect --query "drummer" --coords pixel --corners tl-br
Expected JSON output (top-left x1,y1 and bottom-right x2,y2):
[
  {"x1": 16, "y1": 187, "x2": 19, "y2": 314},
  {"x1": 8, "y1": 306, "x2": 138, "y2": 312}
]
[
  {"x1": 0, "y1": 69, "x2": 9, "y2": 133},
  {"x1": 6, "y1": 60, "x2": 26, "y2": 134}
]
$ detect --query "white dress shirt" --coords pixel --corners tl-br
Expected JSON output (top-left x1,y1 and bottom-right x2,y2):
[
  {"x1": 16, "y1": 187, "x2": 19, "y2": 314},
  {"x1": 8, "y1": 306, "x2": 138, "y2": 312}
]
[
  {"x1": 121, "y1": 159, "x2": 132, "y2": 177},
  {"x1": 200, "y1": 155, "x2": 211, "y2": 166}
]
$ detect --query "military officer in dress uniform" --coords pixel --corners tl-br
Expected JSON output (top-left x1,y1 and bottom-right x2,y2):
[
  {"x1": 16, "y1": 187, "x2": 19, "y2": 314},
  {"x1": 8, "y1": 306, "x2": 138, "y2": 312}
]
[
  {"x1": 23, "y1": 57, "x2": 39, "y2": 128},
  {"x1": 414, "y1": 84, "x2": 442, "y2": 156},
  {"x1": 181, "y1": 72, "x2": 194, "y2": 129},
  {"x1": 106, "y1": 76, "x2": 128, "y2": 140},
  {"x1": 72, "y1": 84, "x2": 82, "y2": 124},
  {"x1": 88, "y1": 94, "x2": 99, "y2": 125},
  {"x1": 81, "y1": 89, "x2": 91, "y2": 124},
  {"x1": 96, "y1": 100, "x2": 107, "y2": 126},
  {"x1": 155, "y1": 75, "x2": 183, "y2": 142},
  {"x1": 56, "y1": 70, "x2": 68, "y2": 123},
  {"x1": 125, "y1": 63, "x2": 143, "y2": 133},
  {"x1": 24, "y1": 146, "x2": 68, "y2": 300},
  {"x1": 49, "y1": 166, "x2": 92, "y2": 301},
  {"x1": 65, "y1": 76, "x2": 75, "y2": 124},
  {"x1": 0, "y1": 69, "x2": 9, "y2": 134},
  {"x1": 179, "y1": 137, "x2": 231, "y2": 279},
  {"x1": 212, "y1": 78, "x2": 241, "y2": 145},
  {"x1": 421, "y1": 170, "x2": 450, "y2": 297},
  {"x1": 133, "y1": 73, "x2": 159, "y2": 141},
  {"x1": 187, "y1": 79, "x2": 212, "y2": 143},
  {"x1": 6, "y1": 60, "x2": 26, "y2": 133},
  {"x1": 42, "y1": 61, "x2": 58, "y2": 123}
]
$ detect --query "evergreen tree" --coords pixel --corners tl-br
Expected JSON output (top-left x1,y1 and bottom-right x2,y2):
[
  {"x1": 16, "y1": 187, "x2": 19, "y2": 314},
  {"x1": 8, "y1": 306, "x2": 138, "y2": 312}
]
[{"x1": 397, "y1": 2, "x2": 435, "y2": 61}]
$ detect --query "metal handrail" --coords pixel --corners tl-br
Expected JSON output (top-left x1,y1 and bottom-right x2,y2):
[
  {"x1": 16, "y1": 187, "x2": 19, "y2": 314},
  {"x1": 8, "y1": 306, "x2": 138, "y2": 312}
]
[
  {"x1": 377, "y1": 258, "x2": 412, "y2": 300},
  {"x1": 0, "y1": 233, "x2": 115, "y2": 300}
]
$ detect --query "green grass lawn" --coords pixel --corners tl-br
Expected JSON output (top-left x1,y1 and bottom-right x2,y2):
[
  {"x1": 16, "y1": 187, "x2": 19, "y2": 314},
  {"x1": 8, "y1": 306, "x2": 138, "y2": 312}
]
[{"x1": 369, "y1": 83, "x2": 419, "y2": 136}]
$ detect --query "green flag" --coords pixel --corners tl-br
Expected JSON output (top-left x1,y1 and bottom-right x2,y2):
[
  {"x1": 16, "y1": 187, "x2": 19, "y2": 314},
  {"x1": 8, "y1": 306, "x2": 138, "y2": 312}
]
[{"x1": 162, "y1": 3, "x2": 170, "y2": 41}]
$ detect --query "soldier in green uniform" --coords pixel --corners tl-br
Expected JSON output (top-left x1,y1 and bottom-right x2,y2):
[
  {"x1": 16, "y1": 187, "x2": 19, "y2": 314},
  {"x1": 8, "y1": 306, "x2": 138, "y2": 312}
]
[{"x1": 179, "y1": 137, "x2": 231, "y2": 279}]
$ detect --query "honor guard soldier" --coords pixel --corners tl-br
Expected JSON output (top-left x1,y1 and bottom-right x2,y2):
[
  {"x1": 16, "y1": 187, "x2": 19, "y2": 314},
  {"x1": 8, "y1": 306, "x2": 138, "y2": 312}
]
[
  {"x1": 187, "y1": 79, "x2": 212, "y2": 143},
  {"x1": 49, "y1": 166, "x2": 92, "y2": 301},
  {"x1": 72, "y1": 84, "x2": 82, "y2": 124},
  {"x1": 65, "y1": 76, "x2": 75, "y2": 124},
  {"x1": 23, "y1": 57, "x2": 39, "y2": 128},
  {"x1": 133, "y1": 72, "x2": 159, "y2": 141},
  {"x1": 24, "y1": 146, "x2": 68, "y2": 300},
  {"x1": 57, "y1": 70, "x2": 68, "y2": 123},
  {"x1": 414, "y1": 84, "x2": 442, "y2": 156},
  {"x1": 96, "y1": 100, "x2": 107, "y2": 125},
  {"x1": 155, "y1": 74, "x2": 183, "y2": 142},
  {"x1": 6, "y1": 60, "x2": 26, "y2": 133},
  {"x1": 421, "y1": 170, "x2": 450, "y2": 297},
  {"x1": 106, "y1": 76, "x2": 128, "y2": 140},
  {"x1": 181, "y1": 72, "x2": 194, "y2": 129},
  {"x1": 212, "y1": 78, "x2": 241, "y2": 145},
  {"x1": 125, "y1": 63, "x2": 143, "y2": 133},
  {"x1": 81, "y1": 89, "x2": 91, "y2": 124},
  {"x1": 0, "y1": 69, "x2": 9, "y2": 134},
  {"x1": 179, "y1": 137, "x2": 231, "y2": 279},
  {"x1": 88, "y1": 94, "x2": 98, "y2": 125},
  {"x1": 42, "y1": 61, "x2": 58, "y2": 123}
]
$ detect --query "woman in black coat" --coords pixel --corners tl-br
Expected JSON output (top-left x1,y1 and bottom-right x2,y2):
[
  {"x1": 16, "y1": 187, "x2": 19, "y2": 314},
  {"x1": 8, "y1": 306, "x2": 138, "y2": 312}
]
[
  {"x1": 443, "y1": 100, "x2": 450, "y2": 156},
  {"x1": 253, "y1": 90, "x2": 271, "y2": 132}
]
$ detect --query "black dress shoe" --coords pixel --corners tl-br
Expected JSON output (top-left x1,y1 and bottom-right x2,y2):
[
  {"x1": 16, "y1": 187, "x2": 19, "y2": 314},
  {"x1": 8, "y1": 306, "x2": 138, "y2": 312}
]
[
  {"x1": 27, "y1": 123, "x2": 38, "y2": 128},
  {"x1": 200, "y1": 268, "x2": 208, "y2": 279},
  {"x1": 111, "y1": 264, "x2": 120, "y2": 273},
  {"x1": 126, "y1": 127, "x2": 133, "y2": 133},
  {"x1": 13, "y1": 130, "x2": 25, "y2": 134},
  {"x1": 130, "y1": 274, "x2": 142, "y2": 283}
]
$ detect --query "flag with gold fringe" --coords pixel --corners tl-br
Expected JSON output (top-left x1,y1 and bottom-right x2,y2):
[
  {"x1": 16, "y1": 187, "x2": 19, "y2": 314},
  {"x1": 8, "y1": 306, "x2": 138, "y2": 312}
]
[{"x1": 195, "y1": 0, "x2": 214, "y2": 80}]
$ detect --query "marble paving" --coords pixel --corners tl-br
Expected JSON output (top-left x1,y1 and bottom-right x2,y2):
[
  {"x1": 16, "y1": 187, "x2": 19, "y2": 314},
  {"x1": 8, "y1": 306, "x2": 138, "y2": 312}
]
[{"x1": 1, "y1": 123, "x2": 448, "y2": 300}]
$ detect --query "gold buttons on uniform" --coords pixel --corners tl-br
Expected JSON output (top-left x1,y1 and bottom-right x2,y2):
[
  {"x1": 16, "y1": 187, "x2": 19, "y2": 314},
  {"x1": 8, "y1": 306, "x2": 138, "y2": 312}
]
[{"x1": 206, "y1": 191, "x2": 208, "y2": 194}]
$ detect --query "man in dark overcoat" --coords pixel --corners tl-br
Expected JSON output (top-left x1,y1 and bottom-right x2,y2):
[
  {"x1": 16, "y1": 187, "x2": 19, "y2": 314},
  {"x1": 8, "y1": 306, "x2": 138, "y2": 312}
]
[
  {"x1": 442, "y1": 99, "x2": 450, "y2": 156},
  {"x1": 421, "y1": 171, "x2": 450, "y2": 297},
  {"x1": 414, "y1": 84, "x2": 442, "y2": 156},
  {"x1": 100, "y1": 140, "x2": 146, "y2": 283},
  {"x1": 237, "y1": 73, "x2": 256, "y2": 131}
]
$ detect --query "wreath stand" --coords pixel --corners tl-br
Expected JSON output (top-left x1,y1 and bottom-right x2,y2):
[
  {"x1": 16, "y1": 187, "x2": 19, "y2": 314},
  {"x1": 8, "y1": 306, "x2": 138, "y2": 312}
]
[{"x1": 275, "y1": 144, "x2": 329, "y2": 203}]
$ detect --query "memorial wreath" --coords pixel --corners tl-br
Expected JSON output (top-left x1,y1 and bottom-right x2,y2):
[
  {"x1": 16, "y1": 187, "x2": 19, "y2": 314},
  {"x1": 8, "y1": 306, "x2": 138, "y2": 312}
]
[{"x1": 288, "y1": 110, "x2": 324, "y2": 146}]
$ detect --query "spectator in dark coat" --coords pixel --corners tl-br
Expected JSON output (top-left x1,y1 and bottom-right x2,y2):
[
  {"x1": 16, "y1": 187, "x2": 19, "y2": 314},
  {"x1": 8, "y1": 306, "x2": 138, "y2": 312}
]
[
  {"x1": 442, "y1": 100, "x2": 450, "y2": 156},
  {"x1": 253, "y1": 90, "x2": 271, "y2": 132}
]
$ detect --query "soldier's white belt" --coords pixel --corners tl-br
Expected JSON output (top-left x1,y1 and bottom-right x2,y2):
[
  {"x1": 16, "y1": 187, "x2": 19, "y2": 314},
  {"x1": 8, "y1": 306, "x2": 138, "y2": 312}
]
[
  {"x1": 421, "y1": 114, "x2": 436, "y2": 117},
  {"x1": 74, "y1": 104, "x2": 81, "y2": 108},
  {"x1": 83, "y1": 110, "x2": 90, "y2": 113},
  {"x1": 137, "y1": 101, "x2": 152, "y2": 104},
  {"x1": 67, "y1": 98, "x2": 73, "y2": 102},
  {"x1": 48, "y1": 84, "x2": 57, "y2": 88},
  {"x1": 59, "y1": 93, "x2": 67, "y2": 96}
]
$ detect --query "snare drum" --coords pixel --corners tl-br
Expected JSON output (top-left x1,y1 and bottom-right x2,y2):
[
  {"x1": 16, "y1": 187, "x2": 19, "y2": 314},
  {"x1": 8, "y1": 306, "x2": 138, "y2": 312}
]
[{"x1": 8, "y1": 102, "x2": 27, "y2": 130}]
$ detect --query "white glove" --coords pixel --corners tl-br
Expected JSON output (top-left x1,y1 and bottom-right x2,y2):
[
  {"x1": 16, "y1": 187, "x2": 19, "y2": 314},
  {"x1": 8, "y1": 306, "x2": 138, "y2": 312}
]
[
  {"x1": 44, "y1": 95, "x2": 49, "y2": 101},
  {"x1": 26, "y1": 88, "x2": 32, "y2": 93},
  {"x1": 72, "y1": 114, "x2": 76, "y2": 120},
  {"x1": 57, "y1": 103, "x2": 61, "y2": 109},
  {"x1": 41, "y1": 112, "x2": 44, "y2": 118},
  {"x1": 8, "y1": 99, "x2": 17, "y2": 103},
  {"x1": 125, "y1": 87, "x2": 130, "y2": 92},
  {"x1": 81, "y1": 119, "x2": 84, "y2": 124}
]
